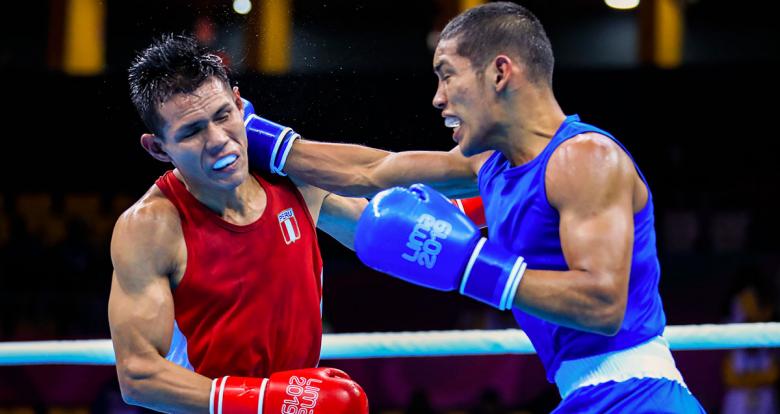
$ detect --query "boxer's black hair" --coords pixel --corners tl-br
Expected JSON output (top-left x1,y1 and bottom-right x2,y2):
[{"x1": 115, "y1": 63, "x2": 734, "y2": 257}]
[
  {"x1": 128, "y1": 34, "x2": 231, "y2": 137},
  {"x1": 440, "y1": 2, "x2": 554, "y2": 86}
]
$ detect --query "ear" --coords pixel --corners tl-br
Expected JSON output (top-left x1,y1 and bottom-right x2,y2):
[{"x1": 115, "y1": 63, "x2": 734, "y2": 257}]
[
  {"x1": 140, "y1": 133, "x2": 172, "y2": 163},
  {"x1": 232, "y1": 86, "x2": 244, "y2": 113},
  {"x1": 492, "y1": 55, "x2": 513, "y2": 93}
]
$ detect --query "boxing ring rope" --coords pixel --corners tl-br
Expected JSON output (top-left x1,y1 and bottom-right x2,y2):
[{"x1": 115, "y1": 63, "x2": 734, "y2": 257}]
[{"x1": 2, "y1": 323, "x2": 780, "y2": 366}]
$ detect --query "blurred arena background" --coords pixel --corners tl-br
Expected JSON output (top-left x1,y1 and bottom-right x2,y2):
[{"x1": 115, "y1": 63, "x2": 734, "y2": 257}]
[{"x1": 1, "y1": 0, "x2": 779, "y2": 412}]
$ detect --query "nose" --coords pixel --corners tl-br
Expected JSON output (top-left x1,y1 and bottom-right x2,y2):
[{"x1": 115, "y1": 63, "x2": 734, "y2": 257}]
[
  {"x1": 204, "y1": 122, "x2": 230, "y2": 155},
  {"x1": 432, "y1": 81, "x2": 446, "y2": 110}
]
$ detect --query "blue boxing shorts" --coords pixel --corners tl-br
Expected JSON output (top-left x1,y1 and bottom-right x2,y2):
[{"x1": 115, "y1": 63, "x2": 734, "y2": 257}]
[
  {"x1": 553, "y1": 378, "x2": 705, "y2": 413},
  {"x1": 552, "y1": 337, "x2": 706, "y2": 413}
]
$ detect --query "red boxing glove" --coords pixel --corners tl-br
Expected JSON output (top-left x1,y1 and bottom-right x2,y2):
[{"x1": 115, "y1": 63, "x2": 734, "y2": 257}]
[
  {"x1": 211, "y1": 367, "x2": 368, "y2": 414},
  {"x1": 451, "y1": 196, "x2": 487, "y2": 229}
]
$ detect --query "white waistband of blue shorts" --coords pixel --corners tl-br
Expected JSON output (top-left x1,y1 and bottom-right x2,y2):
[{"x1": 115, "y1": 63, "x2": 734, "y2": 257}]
[{"x1": 554, "y1": 336, "x2": 686, "y2": 399}]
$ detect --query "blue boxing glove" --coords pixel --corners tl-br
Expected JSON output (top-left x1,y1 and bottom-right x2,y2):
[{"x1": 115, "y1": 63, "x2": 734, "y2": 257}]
[
  {"x1": 241, "y1": 97, "x2": 255, "y2": 120},
  {"x1": 355, "y1": 184, "x2": 527, "y2": 310},
  {"x1": 241, "y1": 98, "x2": 299, "y2": 176}
]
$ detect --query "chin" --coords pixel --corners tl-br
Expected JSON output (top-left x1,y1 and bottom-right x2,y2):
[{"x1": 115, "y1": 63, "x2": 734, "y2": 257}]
[
  {"x1": 227, "y1": 171, "x2": 249, "y2": 188},
  {"x1": 459, "y1": 141, "x2": 481, "y2": 157},
  {"x1": 212, "y1": 169, "x2": 247, "y2": 190},
  {"x1": 460, "y1": 133, "x2": 492, "y2": 157}
]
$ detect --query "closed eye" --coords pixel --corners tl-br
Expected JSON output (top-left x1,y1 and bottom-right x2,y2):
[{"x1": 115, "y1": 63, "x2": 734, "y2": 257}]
[
  {"x1": 177, "y1": 124, "x2": 203, "y2": 141},
  {"x1": 214, "y1": 104, "x2": 233, "y2": 123}
]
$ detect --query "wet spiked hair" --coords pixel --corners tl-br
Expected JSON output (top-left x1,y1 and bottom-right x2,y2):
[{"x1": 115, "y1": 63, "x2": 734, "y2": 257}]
[{"x1": 128, "y1": 34, "x2": 230, "y2": 137}]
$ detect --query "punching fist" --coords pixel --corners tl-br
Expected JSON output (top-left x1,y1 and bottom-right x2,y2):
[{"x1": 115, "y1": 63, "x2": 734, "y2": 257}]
[
  {"x1": 355, "y1": 184, "x2": 526, "y2": 310},
  {"x1": 242, "y1": 103, "x2": 299, "y2": 176},
  {"x1": 241, "y1": 98, "x2": 255, "y2": 120}
]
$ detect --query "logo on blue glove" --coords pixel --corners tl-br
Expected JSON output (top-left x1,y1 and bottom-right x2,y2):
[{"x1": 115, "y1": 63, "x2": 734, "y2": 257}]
[{"x1": 401, "y1": 214, "x2": 453, "y2": 269}]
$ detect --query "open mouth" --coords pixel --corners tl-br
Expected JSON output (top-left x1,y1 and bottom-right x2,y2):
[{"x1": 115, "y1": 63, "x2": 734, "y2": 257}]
[
  {"x1": 212, "y1": 154, "x2": 238, "y2": 171},
  {"x1": 444, "y1": 116, "x2": 461, "y2": 128}
]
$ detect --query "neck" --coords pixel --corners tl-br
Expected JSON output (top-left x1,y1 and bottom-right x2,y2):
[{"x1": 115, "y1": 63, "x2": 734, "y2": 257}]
[
  {"x1": 174, "y1": 169, "x2": 262, "y2": 223},
  {"x1": 495, "y1": 85, "x2": 566, "y2": 167}
]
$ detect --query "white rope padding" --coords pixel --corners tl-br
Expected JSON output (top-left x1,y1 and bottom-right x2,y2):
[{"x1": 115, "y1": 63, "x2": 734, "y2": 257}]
[{"x1": 2, "y1": 323, "x2": 780, "y2": 365}]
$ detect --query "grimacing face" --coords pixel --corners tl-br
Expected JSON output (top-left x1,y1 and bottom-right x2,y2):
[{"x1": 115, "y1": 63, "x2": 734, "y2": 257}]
[
  {"x1": 432, "y1": 38, "x2": 497, "y2": 157},
  {"x1": 154, "y1": 78, "x2": 249, "y2": 191}
]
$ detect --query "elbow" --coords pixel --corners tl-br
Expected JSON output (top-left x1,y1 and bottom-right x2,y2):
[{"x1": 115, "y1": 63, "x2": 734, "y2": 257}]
[
  {"x1": 324, "y1": 171, "x2": 376, "y2": 198},
  {"x1": 585, "y1": 279, "x2": 627, "y2": 336},
  {"x1": 592, "y1": 308, "x2": 624, "y2": 336},
  {"x1": 117, "y1": 372, "x2": 143, "y2": 406},
  {"x1": 350, "y1": 170, "x2": 385, "y2": 197},
  {"x1": 115, "y1": 356, "x2": 157, "y2": 407},
  {"x1": 118, "y1": 382, "x2": 142, "y2": 407},
  {"x1": 350, "y1": 158, "x2": 392, "y2": 197}
]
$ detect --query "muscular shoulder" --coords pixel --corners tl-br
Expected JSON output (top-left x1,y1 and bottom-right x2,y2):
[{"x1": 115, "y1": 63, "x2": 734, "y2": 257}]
[
  {"x1": 546, "y1": 133, "x2": 634, "y2": 209},
  {"x1": 111, "y1": 185, "x2": 183, "y2": 280}
]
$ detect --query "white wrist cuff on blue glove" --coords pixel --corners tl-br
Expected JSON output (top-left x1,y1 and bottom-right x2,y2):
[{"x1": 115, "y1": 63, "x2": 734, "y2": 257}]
[
  {"x1": 460, "y1": 237, "x2": 527, "y2": 311},
  {"x1": 274, "y1": 133, "x2": 299, "y2": 176}
]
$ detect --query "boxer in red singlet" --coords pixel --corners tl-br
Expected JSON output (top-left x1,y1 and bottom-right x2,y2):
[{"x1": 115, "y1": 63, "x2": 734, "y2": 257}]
[{"x1": 108, "y1": 34, "x2": 368, "y2": 414}]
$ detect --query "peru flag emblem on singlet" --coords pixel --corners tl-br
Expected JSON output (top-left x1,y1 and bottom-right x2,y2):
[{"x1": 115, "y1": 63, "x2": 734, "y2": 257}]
[{"x1": 278, "y1": 208, "x2": 301, "y2": 244}]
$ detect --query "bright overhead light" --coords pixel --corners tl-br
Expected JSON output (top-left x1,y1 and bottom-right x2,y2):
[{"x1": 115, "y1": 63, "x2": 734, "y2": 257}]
[
  {"x1": 605, "y1": 0, "x2": 640, "y2": 10},
  {"x1": 233, "y1": 0, "x2": 252, "y2": 15}
]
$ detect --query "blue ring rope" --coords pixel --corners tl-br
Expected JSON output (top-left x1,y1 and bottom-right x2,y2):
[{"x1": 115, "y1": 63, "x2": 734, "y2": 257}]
[{"x1": 1, "y1": 323, "x2": 779, "y2": 365}]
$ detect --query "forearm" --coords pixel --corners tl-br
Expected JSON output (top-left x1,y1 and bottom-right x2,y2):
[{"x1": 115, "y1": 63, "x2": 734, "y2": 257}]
[
  {"x1": 285, "y1": 141, "x2": 392, "y2": 196},
  {"x1": 117, "y1": 356, "x2": 211, "y2": 413},
  {"x1": 317, "y1": 193, "x2": 368, "y2": 250},
  {"x1": 512, "y1": 269, "x2": 626, "y2": 335},
  {"x1": 287, "y1": 141, "x2": 478, "y2": 197},
  {"x1": 243, "y1": 100, "x2": 479, "y2": 197}
]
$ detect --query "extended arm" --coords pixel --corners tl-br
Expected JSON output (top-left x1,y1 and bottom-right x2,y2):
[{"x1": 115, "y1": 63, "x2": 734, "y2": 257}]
[
  {"x1": 242, "y1": 105, "x2": 488, "y2": 198},
  {"x1": 286, "y1": 142, "x2": 487, "y2": 198}
]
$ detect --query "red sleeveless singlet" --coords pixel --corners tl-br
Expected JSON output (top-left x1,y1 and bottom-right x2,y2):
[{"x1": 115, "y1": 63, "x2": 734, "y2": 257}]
[{"x1": 155, "y1": 170, "x2": 323, "y2": 378}]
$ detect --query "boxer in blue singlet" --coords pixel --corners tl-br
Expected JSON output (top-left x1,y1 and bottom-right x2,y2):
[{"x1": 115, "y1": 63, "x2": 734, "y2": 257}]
[{"x1": 239, "y1": 3, "x2": 707, "y2": 412}]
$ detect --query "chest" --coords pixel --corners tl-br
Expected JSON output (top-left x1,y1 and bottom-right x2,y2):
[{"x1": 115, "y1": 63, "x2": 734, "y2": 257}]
[
  {"x1": 483, "y1": 169, "x2": 553, "y2": 239},
  {"x1": 481, "y1": 164, "x2": 567, "y2": 270}
]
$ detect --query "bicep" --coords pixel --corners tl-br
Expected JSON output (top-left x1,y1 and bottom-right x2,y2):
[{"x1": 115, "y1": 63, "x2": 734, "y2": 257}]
[
  {"x1": 558, "y1": 200, "x2": 633, "y2": 277},
  {"x1": 548, "y1": 136, "x2": 635, "y2": 285},
  {"x1": 108, "y1": 269, "x2": 175, "y2": 362},
  {"x1": 316, "y1": 194, "x2": 368, "y2": 250},
  {"x1": 108, "y1": 210, "x2": 178, "y2": 365}
]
